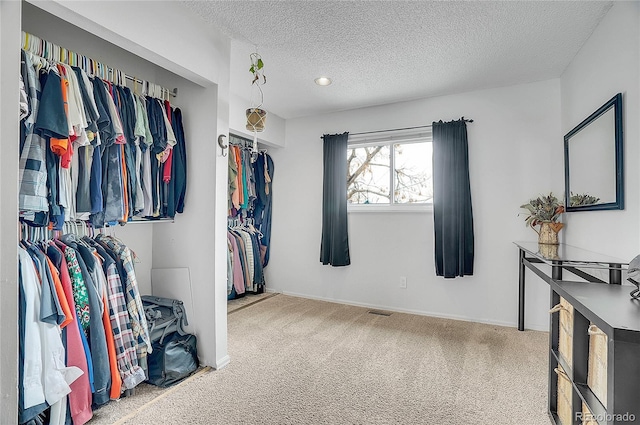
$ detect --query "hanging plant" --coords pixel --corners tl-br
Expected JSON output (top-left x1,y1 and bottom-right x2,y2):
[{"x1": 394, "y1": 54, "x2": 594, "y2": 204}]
[
  {"x1": 249, "y1": 52, "x2": 266, "y2": 86},
  {"x1": 247, "y1": 51, "x2": 267, "y2": 133}
]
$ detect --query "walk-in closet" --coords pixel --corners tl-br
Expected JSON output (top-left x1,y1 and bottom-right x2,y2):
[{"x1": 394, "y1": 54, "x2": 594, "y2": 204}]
[
  {"x1": 226, "y1": 134, "x2": 274, "y2": 302},
  {"x1": 1, "y1": 1, "x2": 231, "y2": 423}
]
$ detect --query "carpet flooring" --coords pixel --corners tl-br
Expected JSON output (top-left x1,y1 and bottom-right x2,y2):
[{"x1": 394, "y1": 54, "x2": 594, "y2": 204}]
[{"x1": 91, "y1": 294, "x2": 550, "y2": 424}]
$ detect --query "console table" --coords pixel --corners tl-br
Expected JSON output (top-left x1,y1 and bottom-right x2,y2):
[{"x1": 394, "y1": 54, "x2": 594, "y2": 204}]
[
  {"x1": 514, "y1": 242, "x2": 640, "y2": 425},
  {"x1": 515, "y1": 241, "x2": 626, "y2": 332}
]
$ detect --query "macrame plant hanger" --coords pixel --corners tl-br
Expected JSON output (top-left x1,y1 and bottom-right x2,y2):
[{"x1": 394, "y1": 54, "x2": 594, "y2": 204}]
[{"x1": 246, "y1": 48, "x2": 267, "y2": 160}]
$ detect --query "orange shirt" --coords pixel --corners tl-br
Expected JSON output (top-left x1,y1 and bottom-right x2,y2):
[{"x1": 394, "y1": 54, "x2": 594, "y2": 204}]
[
  {"x1": 51, "y1": 65, "x2": 71, "y2": 166},
  {"x1": 44, "y1": 256, "x2": 73, "y2": 329}
]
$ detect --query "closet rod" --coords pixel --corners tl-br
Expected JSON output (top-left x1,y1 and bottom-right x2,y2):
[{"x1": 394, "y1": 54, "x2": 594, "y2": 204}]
[
  {"x1": 22, "y1": 31, "x2": 177, "y2": 98},
  {"x1": 120, "y1": 218, "x2": 175, "y2": 225},
  {"x1": 124, "y1": 75, "x2": 178, "y2": 98},
  {"x1": 322, "y1": 117, "x2": 474, "y2": 139}
]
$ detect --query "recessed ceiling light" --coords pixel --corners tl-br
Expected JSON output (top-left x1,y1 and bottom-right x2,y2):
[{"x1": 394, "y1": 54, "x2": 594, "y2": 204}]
[{"x1": 314, "y1": 77, "x2": 332, "y2": 86}]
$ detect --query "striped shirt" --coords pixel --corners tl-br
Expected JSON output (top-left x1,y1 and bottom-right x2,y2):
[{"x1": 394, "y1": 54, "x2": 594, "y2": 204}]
[{"x1": 19, "y1": 50, "x2": 49, "y2": 212}]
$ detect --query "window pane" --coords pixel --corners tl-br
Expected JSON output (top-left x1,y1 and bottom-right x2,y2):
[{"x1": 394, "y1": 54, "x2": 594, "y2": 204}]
[
  {"x1": 393, "y1": 142, "x2": 432, "y2": 203},
  {"x1": 347, "y1": 145, "x2": 391, "y2": 204}
]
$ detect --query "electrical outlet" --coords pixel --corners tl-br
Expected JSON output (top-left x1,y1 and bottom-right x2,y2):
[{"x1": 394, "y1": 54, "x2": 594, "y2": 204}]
[{"x1": 400, "y1": 276, "x2": 407, "y2": 288}]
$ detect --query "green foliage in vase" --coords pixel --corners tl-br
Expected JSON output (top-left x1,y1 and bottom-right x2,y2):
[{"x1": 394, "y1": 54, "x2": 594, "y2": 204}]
[
  {"x1": 519, "y1": 192, "x2": 565, "y2": 227},
  {"x1": 569, "y1": 192, "x2": 600, "y2": 207}
]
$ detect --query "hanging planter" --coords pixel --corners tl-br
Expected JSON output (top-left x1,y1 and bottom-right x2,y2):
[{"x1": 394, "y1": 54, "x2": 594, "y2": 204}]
[
  {"x1": 247, "y1": 51, "x2": 267, "y2": 133},
  {"x1": 246, "y1": 107, "x2": 267, "y2": 132}
]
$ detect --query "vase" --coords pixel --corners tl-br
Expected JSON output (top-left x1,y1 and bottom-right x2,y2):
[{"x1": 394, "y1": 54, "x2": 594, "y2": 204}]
[
  {"x1": 246, "y1": 108, "x2": 267, "y2": 132},
  {"x1": 538, "y1": 243, "x2": 559, "y2": 260},
  {"x1": 536, "y1": 222, "x2": 564, "y2": 245}
]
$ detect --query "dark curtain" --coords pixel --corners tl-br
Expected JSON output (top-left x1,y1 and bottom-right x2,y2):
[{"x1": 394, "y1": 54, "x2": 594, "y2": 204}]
[
  {"x1": 432, "y1": 119, "x2": 474, "y2": 278},
  {"x1": 320, "y1": 132, "x2": 351, "y2": 267}
]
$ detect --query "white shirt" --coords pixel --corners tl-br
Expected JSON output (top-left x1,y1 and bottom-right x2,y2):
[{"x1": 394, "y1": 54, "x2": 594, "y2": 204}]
[{"x1": 19, "y1": 247, "x2": 83, "y2": 409}]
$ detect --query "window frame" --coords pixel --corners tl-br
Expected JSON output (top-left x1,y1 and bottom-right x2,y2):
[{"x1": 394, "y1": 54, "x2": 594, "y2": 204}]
[{"x1": 347, "y1": 131, "x2": 433, "y2": 213}]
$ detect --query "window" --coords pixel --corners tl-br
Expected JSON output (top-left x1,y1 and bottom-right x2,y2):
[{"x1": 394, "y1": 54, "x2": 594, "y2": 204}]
[{"x1": 347, "y1": 132, "x2": 433, "y2": 209}]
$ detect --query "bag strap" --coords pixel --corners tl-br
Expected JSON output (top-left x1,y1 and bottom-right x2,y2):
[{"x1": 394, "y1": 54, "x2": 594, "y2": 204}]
[{"x1": 159, "y1": 317, "x2": 180, "y2": 344}]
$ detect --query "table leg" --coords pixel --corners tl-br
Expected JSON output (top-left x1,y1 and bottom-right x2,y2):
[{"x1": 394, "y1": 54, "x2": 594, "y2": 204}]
[
  {"x1": 610, "y1": 263, "x2": 622, "y2": 284},
  {"x1": 552, "y1": 260, "x2": 563, "y2": 280},
  {"x1": 518, "y1": 249, "x2": 525, "y2": 331}
]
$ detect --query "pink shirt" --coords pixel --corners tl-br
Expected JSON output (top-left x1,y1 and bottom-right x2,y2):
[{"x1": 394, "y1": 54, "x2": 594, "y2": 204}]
[
  {"x1": 50, "y1": 243, "x2": 93, "y2": 425},
  {"x1": 227, "y1": 232, "x2": 245, "y2": 295}
]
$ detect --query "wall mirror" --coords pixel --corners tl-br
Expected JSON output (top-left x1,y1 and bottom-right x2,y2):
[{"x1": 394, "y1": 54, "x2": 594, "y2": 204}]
[{"x1": 564, "y1": 93, "x2": 623, "y2": 212}]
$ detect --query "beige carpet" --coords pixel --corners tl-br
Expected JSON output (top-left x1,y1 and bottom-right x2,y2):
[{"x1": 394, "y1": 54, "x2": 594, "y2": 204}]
[{"x1": 91, "y1": 294, "x2": 550, "y2": 425}]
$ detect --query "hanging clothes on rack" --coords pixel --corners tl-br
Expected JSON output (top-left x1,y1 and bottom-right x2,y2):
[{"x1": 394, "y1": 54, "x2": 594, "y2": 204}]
[
  {"x1": 19, "y1": 32, "x2": 189, "y2": 231},
  {"x1": 227, "y1": 220, "x2": 265, "y2": 299},
  {"x1": 253, "y1": 151, "x2": 274, "y2": 267},
  {"x1": 226, "y1": 134, "x2": 275, "y2": 300},
  {"x1": 18, "y1": 224, "x2": 151, "y2": 425}
]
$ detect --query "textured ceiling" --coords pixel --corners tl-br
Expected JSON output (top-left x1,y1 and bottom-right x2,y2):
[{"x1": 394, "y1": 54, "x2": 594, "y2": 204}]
[{"x1": 183, "y1": 1, "x2": 612, "y2": 120}]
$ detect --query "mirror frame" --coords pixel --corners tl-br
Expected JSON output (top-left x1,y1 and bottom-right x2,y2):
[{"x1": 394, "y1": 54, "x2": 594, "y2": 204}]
[{"x1": 564, "y1": 93, "x2": 624, "y2": 212}]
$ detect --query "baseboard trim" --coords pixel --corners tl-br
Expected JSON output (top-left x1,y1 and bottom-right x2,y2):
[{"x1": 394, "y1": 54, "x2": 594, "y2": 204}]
[
  {"x1": 274, "y1": 289, "x2": 549, "y2": 332},
  {"x1": 214, "y1": 355, "x2": 231, "y2": 370}
]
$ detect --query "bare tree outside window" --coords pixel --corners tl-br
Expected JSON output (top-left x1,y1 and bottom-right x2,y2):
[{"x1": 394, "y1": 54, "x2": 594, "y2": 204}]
[
  {"x1": 347, "y1": 145, "x2": 390, "y2": 203},
  {"x1": 347, "y1": 141, "x2": 432, "y2": 205}
]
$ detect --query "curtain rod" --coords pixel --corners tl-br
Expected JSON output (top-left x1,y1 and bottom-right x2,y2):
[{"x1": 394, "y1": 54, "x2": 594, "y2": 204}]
[
  {"x1": 349, "y1": 117, "x2": 473, "y2": 137},
  {"x1": 321, "y1": 117, "x2": 474, "y2": 139},
  {"x1": 22, "y1": 31, "x2": 177, "y2": 98}
]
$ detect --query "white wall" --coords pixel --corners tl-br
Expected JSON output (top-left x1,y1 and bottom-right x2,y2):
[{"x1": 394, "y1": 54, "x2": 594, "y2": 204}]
[
  {"x1": 560, "y1": 1, "x2": 640, "y2": 260},
  {"x1": 27, "y1": 0, "x2": 224, "y2": 87},
  {"x1": 266, "y1": 79, "x2": 561, "y2": 331},
  {"x1": 0, "y1": 1, "x2": 22, "y2": 421},
  {"x1": 151, "y1": 81, "x2": 228, "y2": 368}
]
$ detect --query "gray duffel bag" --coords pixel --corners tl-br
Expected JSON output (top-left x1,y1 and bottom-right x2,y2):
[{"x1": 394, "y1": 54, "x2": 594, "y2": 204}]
[{"x1": 142, "y1": 295, "x2": 189, "y2": 344}]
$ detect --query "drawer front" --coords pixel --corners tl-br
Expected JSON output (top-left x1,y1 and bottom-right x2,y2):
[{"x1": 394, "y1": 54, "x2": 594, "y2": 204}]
[
  {"x1": 587, "y1": 323, "x2": 608, "y2": 409},
  {"x1": 558, "y1": 297, "x2": 574, "y2": 367},
  {"x1": 557, "y1": 365, "x2": 573, "y2": 425}
]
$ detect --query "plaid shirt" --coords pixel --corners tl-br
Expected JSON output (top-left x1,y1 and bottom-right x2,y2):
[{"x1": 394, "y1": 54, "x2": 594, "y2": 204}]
[
  {"x1": 102, "y1": 257, "x2": 146, "y2": 389},
  {"x1": 19, "y1": 50, "x2": 48, "y2": 212},
  {"x1": 96, "y1": 235, "x2": 152, "y2": 371}
]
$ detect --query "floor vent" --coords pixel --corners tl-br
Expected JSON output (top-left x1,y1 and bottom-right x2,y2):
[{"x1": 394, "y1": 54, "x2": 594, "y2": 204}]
[{"x1": 368, "y1": 310, "x2": 392, "y2": 317}]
